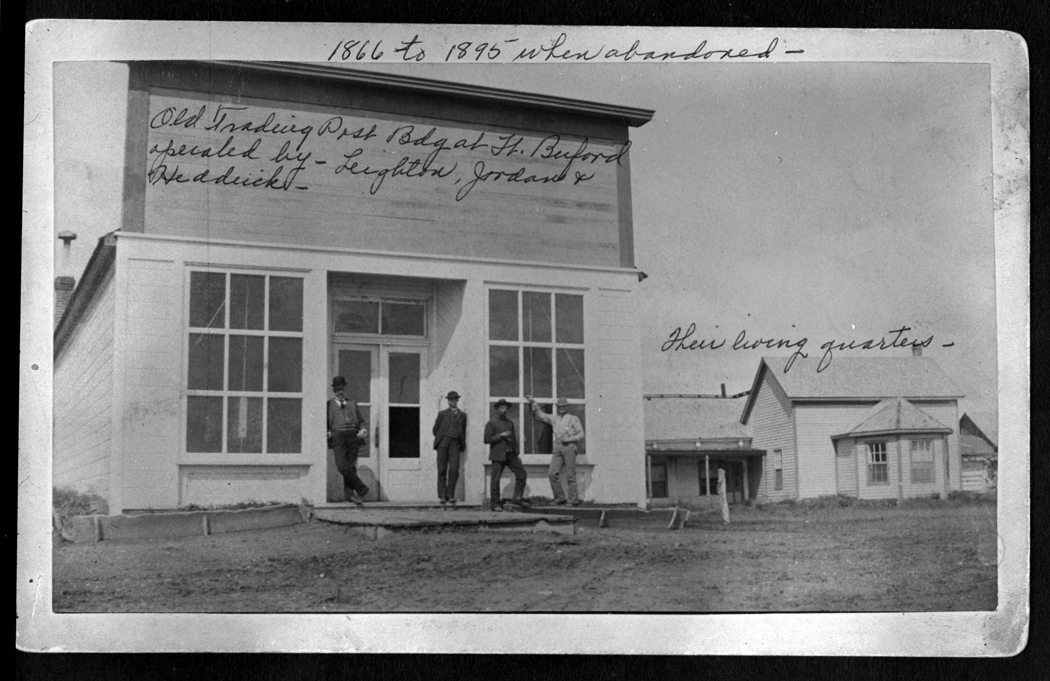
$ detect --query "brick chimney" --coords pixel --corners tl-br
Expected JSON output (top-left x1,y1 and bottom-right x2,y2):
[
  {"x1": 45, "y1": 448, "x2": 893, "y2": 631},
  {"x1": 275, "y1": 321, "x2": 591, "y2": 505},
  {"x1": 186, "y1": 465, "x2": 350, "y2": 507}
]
[
  {"x1": 721, "y1": 383, "x2": 726, "y2": 397},
  {"x1": 56, "y1": 230, "x2": 78, "y2": 329},
  {"x1": 55, "y1": 276, "x2": 75, "y2": 328}
]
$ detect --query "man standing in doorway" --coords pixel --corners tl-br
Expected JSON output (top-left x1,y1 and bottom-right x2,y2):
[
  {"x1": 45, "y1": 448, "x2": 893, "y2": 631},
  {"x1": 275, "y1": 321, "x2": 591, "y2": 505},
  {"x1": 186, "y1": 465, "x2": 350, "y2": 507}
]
[
  {"x1": 526, "y1": 395, "x2": 585, "y2": 506},
  {"x1": 432, "y1": 391, "x2": 467, "y2": 507},
  {"x1": 484, "y1": 399, "x2": 530, "y2": 512},
  {"x1": 327, "y1": 376, "x2": 370, "y2": 506}
]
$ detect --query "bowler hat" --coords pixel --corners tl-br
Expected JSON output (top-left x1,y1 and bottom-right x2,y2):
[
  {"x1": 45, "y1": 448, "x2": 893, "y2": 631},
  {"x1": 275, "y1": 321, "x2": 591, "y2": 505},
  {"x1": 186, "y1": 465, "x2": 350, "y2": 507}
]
[
  {"x1": 556, "y1": 397, "x2": 570, "y2": 406},
  {"x1": 446, "y1": 391, "x2": 461, "y2": 400},
  {"x1": 494, "y1": 399, "x2": 511, "y2": 409},
  {"x1": 332, "y1": 376, "x2": 347, "y2": 388}
]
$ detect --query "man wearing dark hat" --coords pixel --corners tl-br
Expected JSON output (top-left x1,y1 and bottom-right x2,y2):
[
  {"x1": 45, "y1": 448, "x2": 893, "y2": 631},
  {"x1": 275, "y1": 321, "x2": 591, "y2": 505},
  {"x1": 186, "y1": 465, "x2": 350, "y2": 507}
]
[
  {"x1": 483, "y1": 399, "x2": 530, "y2": 512},
  {"x1": 327, "y1": 375, "x2": 370, "y2": 505},
  {"x1": 526, "y1": 395, "x2": 585, "y2": 506},
  {"x1": 432, "y1": 391, "x2": 467, "y2": 506}
]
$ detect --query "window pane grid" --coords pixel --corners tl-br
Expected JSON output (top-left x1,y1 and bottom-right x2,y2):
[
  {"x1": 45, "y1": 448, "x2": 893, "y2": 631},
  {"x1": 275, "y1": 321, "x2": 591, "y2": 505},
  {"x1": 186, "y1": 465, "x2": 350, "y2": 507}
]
[
  {"x1": 187, "y1": 270, "x2": 303, "y2": 455},
  {"x1": 488, "y1": 288, "x2": 585, "y2": 455}
]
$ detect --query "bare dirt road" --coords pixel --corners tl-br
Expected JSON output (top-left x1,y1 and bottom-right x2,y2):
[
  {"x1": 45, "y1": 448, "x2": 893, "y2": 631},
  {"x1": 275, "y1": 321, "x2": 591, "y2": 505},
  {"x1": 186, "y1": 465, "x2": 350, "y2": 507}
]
[{"x1": 52, "y1": 500, "x2": 997, "y2": 613}]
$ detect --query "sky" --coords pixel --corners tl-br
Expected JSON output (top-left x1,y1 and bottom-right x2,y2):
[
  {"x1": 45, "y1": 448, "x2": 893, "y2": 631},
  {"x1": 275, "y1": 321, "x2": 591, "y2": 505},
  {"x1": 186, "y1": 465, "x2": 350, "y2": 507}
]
[{"x1": 53, "y1": 59, "x2": 998, "y2": 415}]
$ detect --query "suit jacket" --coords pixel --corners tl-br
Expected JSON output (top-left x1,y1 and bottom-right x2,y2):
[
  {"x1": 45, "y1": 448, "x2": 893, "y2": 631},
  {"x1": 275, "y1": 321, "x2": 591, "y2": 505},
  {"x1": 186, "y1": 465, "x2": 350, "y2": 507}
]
[
  {"x1": 483, "y1": 416, "x2": 519, "y2": 463},
  {"x1": 432, "y1": 408, "x2": 467, "y2": 450}
]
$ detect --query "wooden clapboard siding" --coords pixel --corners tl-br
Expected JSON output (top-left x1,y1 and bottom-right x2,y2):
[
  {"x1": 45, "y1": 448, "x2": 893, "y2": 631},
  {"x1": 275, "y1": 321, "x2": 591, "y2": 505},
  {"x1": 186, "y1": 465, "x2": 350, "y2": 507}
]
[
  {"x1": 53, "y1": 268, "x2": 116, "y2": 498},
  {"x1": 748, "y1": 368, "x2": 795, "y2": 502},
  {"x1": 912, "y1": 400, "x2": 961, "y2": 491},
  {"x1": 794, "y1": 402, "x2": 874, "y2": 499},
  {"x1": 118, "y1": 258, "x2": 184, "y2": 510},
  {"x1": 138, "y1": 82, "x2": 630, "y2": 267},
  {"x1": 590, "y1": 289, "x2": 645, "y2": 504},
  {"x1": 836, "y1": 437, "x2": 858, "y2": 496}
]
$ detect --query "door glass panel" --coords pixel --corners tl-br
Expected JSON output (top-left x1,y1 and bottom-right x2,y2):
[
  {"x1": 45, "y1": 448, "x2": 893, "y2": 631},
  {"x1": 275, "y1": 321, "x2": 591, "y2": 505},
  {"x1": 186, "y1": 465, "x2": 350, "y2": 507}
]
[
  {"x1": 388, "y1": 352, "x2": 420, "y2": 459},
  {"x1": 388, "y1": 407, "x2": 420, "y2": 459},
  {"x1": 334, "y1": 300, "x2": 379, "y2": 334},
  {"x1": 388, "y1": 353, "x2": 421, "y2": 403},
  {"x1": 338, "y1": 349, "x2": 373, "y2": 458},
  {"x1": 339, "y1": 350, "x2": 372, "y2": 404}
]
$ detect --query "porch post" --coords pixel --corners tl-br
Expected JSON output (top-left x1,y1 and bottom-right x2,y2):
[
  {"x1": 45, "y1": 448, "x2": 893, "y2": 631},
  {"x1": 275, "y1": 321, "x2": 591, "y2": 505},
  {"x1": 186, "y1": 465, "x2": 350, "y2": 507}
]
[
  {"x1": 705, "y1": 455, "x2": 710, "y2": 496},
  {"x1": 742, "y1": 459, "x2": 749, "y2": 501},
  {"x1": 896, "y1": 436, "x2": 904, "y2": 503},
  {"x1": 646, "y1": 454, "x2": 652, "y2": 499}
]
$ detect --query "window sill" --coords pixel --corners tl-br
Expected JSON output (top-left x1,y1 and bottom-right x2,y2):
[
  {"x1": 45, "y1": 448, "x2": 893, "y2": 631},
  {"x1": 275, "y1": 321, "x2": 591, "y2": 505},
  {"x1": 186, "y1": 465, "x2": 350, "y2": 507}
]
[{"x1": 179, "y1": 454, "x2": 313, "y2": 467}]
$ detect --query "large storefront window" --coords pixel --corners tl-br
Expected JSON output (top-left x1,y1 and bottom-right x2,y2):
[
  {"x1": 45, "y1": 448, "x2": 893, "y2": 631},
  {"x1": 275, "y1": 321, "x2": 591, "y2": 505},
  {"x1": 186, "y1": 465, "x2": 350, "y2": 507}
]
[
  {"x1": 186, "y1": 271, "x2": 304, "y2": 453},
  {"x1": 488, "y1": 289, "x2": 585, "y2": 454}
]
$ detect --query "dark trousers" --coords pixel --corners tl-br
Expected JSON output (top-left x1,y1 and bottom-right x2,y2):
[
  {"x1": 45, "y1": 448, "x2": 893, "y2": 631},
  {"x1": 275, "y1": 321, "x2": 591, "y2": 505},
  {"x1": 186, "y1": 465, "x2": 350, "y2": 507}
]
[
  {"x1": 436, "y1": 438, "x2": 462, "y2": 501},
  {"x1": 490, "y1": 454, "x2": 527, "y2": 506},
  {"x1": 332, "y1": 430, "x2": 368, "y2": 501}
]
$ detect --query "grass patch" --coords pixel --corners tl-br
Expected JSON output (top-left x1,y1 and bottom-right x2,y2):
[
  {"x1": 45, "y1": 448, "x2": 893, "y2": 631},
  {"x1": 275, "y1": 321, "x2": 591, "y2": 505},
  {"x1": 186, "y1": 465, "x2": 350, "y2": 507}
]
[{"x1": 53, "y1": 486, "x2": 109, "y2": 517}]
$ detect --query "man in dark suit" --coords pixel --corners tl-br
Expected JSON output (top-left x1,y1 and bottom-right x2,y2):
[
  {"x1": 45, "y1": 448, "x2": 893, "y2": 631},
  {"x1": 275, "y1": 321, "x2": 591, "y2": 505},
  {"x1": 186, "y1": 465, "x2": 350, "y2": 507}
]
[
  {"x1": 484, "y1": 399, "x2": 530, "y2": 512},
  {"x1": 327, "y1": 375, "x2": 369, "y2": 505},
  {"x1": 432, "y1": 390, "x2": 467, "y2": 507}
]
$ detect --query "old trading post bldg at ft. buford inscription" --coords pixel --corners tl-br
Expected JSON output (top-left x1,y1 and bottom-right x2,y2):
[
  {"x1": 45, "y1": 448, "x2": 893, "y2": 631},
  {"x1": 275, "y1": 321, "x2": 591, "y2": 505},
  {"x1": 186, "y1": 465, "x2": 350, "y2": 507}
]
[{"x1": 53, "y1": 62, "x2": 654, "y2": 513}]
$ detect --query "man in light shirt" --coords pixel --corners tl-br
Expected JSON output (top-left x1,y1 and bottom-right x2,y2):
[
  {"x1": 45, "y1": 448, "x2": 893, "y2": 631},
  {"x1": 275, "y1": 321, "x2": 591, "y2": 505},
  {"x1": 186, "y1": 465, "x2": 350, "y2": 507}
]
[{"x1": 525, "y1": 395, "x2": 585, "y2": 506}]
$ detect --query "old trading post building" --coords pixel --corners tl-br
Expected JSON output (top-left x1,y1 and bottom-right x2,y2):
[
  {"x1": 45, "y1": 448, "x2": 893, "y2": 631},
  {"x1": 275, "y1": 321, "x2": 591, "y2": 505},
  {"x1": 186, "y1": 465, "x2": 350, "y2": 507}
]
[{"x1": 53, "y1": 62, "x2": 654, "y2": 513}]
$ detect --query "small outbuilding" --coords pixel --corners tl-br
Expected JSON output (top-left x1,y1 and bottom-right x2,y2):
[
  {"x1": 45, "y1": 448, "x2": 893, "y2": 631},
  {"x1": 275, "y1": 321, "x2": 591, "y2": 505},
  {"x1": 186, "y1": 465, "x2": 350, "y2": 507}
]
[
  {"x1": 643, "y1": 391, "x2": 764, "y2": 508},
  {"x1": 959, "y1": 411, "x2": 998, "y2": 493}
]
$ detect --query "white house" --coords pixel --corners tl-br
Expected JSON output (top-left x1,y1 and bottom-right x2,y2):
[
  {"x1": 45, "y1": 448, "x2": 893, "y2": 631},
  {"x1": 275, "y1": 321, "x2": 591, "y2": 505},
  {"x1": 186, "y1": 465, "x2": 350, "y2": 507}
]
[{"x1": 741, "y1": 353, "x2": 964, "y2": 502}]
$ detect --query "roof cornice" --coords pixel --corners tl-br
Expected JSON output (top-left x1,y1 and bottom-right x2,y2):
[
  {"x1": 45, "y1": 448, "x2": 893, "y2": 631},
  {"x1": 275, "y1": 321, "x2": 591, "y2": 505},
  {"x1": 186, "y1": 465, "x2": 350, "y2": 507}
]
[
  {"x1": 54, "y1": 232, "x2": 118, "y2": 358},
  {"x1": 202, "y1": 61, "x2": 656, "y2": 128}
]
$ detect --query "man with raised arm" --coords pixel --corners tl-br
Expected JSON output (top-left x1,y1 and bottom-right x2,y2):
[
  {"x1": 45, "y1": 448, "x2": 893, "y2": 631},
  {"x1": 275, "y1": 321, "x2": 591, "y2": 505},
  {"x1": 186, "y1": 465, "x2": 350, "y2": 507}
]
[{"x1": 525, "y1": 395, "x2": 584, "y2": 506}]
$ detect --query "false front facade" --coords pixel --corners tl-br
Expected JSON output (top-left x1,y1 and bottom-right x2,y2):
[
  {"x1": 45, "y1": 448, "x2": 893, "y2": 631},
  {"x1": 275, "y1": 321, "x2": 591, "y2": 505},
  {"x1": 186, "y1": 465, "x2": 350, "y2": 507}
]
[{"x1": 53, "y1": 61, "x2": 654, "y2": 512}]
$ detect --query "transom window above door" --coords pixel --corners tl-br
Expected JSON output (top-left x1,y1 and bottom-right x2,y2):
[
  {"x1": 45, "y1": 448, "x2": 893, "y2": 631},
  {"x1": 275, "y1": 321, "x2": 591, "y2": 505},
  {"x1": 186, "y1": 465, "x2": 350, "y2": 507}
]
[{"x1": 333, "y1": 299, "x2": 426, "y2": 337}]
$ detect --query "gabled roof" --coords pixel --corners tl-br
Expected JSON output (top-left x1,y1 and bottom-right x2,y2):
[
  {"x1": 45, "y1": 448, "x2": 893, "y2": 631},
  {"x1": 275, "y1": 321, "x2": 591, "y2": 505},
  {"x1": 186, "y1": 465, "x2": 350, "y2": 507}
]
[
  {"x1": 961, "y1": 434, "x2": 998, "y2": 458},
  {"x1": 961, "y1": 411, "x2": 998, "y2": 447},
  {"x1": 832, "y1": 398, "x2": 952, "y2": 439},
  {"x1": 742, "y1": 356, "x2": 963, "y2": 423},
  {"x1": 644, "y1": 396, "x2": 751, "y2": 441}
]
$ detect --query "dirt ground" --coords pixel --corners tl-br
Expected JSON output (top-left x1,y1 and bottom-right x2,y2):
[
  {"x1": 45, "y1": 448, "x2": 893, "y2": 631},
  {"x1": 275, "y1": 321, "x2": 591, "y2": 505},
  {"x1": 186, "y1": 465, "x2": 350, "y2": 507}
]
[{"x1": 51, "y1": 500, "x2": 998, "y2": 613}]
